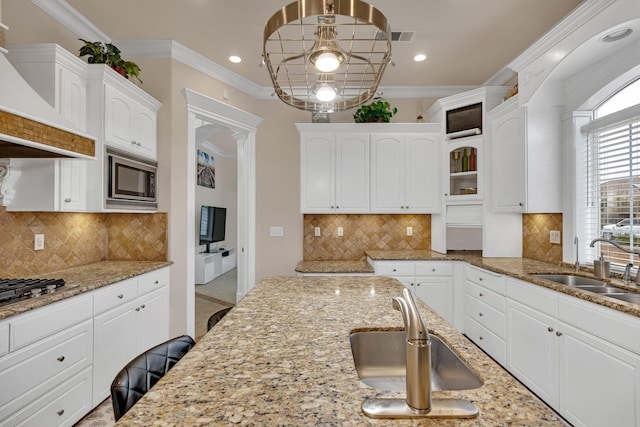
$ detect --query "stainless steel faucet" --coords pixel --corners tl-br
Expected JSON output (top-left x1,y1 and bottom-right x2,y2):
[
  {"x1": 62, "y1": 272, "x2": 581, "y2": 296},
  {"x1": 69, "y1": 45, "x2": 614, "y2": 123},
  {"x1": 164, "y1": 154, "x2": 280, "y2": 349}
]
[
  {"x1": 575, "y1": 236, "x2": 580, "y2": 272},
  {"x1": 392, "y1": 288, "x2": 431, "y2": 413},
  {"x1": 589, "y1": 238, "x2": 640, "y2": 284},
  {"x1": 360, "y1": 288, "x2": 478, "y2": 419}
]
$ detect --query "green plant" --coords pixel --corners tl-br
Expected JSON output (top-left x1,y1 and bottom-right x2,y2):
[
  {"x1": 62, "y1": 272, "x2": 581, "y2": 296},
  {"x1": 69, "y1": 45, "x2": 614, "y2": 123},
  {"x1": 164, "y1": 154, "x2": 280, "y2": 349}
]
[
  {"x1": 353, "y1": 98, "x2": 398, "y2": 123},
  {"x1": 78, "y1": 39, "x2": 142, "y2": 84}
]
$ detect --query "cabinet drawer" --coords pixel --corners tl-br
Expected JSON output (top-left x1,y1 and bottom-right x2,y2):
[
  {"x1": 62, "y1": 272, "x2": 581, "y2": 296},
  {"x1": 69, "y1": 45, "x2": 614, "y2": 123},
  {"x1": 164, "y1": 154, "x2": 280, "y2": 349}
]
[
  {"x1": 465, "y1": 265, "x2": 505, "y2": 295},
  {"x1": 0, "y1": 323, "x2": 7, "y2": 358},
  {"x1": 9, "y1": 295, "x2": 92, "y2": 351},
  {"x1": 0, "y1": 319, "x2": 92, "y2": 417},
  {"x1": 138, "y1": 267, "x2": 169, "y2": 295},
  {"x1": 374, "y1": 262, "x2": 414, "y2": 277},
  {"x1": 93, "y1": 278, "x2": 137, "y2": 315},
  {"x1": 465, "y1": 316, "x2": 506, "y2": 366},
  {"x1": 414, "y1": 261, "x2": 453, "y2": 276},
  {"x1": 465, "y1": 280, "x2": 505, "y2": 312},
  {"x1": 465, "y1": 294, "x2": 505, "y2": 338},
  {"x1": 507, "y1": 278, "x2": 557, "y2": 317},
  {"x1": 0, "y1": 366, "x2": 92, "y2": 427}
]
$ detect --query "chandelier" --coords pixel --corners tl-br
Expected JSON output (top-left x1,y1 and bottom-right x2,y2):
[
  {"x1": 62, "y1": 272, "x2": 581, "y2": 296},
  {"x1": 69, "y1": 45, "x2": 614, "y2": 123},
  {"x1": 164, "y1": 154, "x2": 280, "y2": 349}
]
[{"x1": 262, "y1": 0, "x2": 392, "y2": 113}]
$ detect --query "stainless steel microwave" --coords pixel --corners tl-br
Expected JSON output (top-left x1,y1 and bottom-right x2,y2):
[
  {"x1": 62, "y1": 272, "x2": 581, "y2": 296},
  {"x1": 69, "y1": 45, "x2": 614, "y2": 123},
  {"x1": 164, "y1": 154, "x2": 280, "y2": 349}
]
[{"x1": 105, "y1": 147, "x2": 157, "y2": 209}]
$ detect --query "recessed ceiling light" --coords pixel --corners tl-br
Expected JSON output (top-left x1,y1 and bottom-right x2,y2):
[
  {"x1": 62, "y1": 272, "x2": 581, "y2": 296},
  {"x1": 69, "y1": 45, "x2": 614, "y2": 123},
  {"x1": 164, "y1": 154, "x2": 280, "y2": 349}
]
[
  {"x1": 601, "y1": 28, "x2": 633, "y2": 43},
  {"x1": 229, "y1": 55, "x2": 242, "y2": 63},
  {"x1": 413, "y1": 53, "x2": 427, "y2": 62}
]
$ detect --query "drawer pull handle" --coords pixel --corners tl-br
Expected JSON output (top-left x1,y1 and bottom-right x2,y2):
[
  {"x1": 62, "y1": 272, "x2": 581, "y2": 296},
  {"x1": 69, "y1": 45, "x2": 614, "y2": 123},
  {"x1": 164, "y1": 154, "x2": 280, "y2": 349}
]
[
  {"x1": 117, "y1": 294, "x2": 124, "y2": 299},
  {"x1": 478, "y1": 312, "x2": 483, "y2": 317},
  {"x1": 556, "y1": 331, "x2": 563, "y2": 337},
  {"x1": 57, "y1": 409, "x2": 64, "y2": 416},
  {"x1": 479, "y1": 336, "x2": 484, "y2": 340},
  {"x1": 479, "y1": 277, "x2": 483, "y2": 281},
  {"x1": 548, "y1": 327, "x2": 554, "y2": 332},
  {"x1": 154, "y1": 280, "x2": 159, "y2": 284},
  {"x1": 479, "y1": 293, "x2": 484, "y2": 297},
  {"x1": 57, "y1": 356, "x2": 65, "y2": 362}
]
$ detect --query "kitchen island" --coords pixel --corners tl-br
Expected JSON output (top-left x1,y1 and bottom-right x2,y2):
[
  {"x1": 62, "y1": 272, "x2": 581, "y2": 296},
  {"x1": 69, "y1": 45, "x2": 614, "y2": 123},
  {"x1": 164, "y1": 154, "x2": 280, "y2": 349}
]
[{"x1": 116, "y1": 275, "x2": 564, "y2": 426}]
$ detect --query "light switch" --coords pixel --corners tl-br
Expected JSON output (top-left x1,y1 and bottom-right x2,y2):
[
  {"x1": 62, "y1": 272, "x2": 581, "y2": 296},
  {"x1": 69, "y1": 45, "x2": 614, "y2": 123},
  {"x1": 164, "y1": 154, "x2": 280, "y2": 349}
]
[
  {"x1": 337, "y1": 226, "x2": 344, "y2": 237},
  {"x1": 34, "y1": 234, "x2": 44, "y2": 250},
  {"x1": 314, "y1": 227, "x2": 321, "y2": 236},
  {"x1": 407, "y1": 226, "x2": 413, "y2": 236},
  {"x1": 550, "y1": 230, "x2": 561, "y2": 244},
  {"x1": 269, "y1": 226, "x2": 284, "y2": 237}
]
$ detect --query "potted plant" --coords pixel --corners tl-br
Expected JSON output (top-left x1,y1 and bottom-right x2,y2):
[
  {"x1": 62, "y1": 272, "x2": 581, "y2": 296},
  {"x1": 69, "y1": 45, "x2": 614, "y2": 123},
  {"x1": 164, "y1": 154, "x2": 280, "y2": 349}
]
[
  {"x1": 78, "y1": 39, "x2": 142, "y2": 84},
  {"x1": 353, "y1": 98, "x2": 398, "y2": 123}
]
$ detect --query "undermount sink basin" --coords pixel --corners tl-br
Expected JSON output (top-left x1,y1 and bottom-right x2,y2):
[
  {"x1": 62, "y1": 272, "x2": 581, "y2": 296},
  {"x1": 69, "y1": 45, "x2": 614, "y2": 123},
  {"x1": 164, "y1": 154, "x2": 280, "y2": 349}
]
[
  {"x1": 607, "y1": 293, "x2": 640, "y2": 304},
  {"x1": 570, "y1": 285, "x2": 630, "y2": 294},
  {"x1": 534, "y1": 274, "x2": 610, "y2": 287},
  {"x1": 533, "y1": 274, "x2": 640, "y2": 304},
  {"x1": 349, "y1": 330, "x2": 483, "y2": 392}
]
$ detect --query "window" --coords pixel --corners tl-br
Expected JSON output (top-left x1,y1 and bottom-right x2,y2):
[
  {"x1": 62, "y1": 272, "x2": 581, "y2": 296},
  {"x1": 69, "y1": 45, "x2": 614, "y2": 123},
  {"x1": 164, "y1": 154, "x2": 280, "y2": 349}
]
[{"x1": 583, "y1": 79, "x2": 640, "y2": 267}]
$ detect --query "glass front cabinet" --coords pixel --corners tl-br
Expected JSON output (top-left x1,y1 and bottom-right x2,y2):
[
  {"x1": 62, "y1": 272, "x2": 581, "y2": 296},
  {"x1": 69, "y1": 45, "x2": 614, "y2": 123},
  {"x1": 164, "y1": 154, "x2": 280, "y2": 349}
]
[{"x1": 446, "y1": 135, "x2": 482, "y2": 202}]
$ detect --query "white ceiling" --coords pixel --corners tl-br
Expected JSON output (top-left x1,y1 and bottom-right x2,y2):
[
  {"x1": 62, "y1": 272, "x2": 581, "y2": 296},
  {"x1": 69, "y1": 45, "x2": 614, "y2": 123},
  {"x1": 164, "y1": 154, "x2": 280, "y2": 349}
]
[{"x1": 63, "y1": 0, "x2": 584, "y2": 89}]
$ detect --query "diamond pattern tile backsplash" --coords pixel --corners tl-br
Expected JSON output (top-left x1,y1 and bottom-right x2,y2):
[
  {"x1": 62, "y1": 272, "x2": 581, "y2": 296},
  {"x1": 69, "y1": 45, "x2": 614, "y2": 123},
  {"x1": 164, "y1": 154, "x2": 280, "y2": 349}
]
[
  {"x1": 304, "y1": 214, "x2": 431, "y2": 261},
  {"x1": 523, "y1": 213, "x2": 563, "y2": 264},
  {"x1": 0, "y1": 207, "x2": 167, "y2": 277}
]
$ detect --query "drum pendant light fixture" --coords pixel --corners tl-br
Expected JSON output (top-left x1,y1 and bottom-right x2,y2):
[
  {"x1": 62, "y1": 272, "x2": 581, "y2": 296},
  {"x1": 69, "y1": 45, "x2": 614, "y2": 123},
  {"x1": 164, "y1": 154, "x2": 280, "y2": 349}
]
[{"x1": 262, "y1": 0, "x2": 392, "y2": 112}]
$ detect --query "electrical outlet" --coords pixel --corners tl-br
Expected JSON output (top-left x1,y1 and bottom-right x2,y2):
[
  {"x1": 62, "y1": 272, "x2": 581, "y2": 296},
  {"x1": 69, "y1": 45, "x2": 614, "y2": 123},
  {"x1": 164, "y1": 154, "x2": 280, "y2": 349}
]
[
  {"x1": 337, "y1": 226, "x2": 344, "y2": 237},
  {"x1": 314, "y1": 227, "x2": 321, "y2": 237},
  {"x1": 550, "y1": 230, "x2": 561, "y2": 244},
  {"x1": 34, "y1": 234, "x2": 45, "y2": 250},
  {"x1": 407, "y1": 226, "x2": 413, "y2": 236},
  {"x1": 269, "y1": 226, "x2": 284, "y2": 237}
]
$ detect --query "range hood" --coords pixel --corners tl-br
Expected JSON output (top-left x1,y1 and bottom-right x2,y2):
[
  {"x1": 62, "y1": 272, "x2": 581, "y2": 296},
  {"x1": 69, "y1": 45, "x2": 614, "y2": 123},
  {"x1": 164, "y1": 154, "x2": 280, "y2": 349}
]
[{"x1": 0, "y1": 51, "x2": 95, "y2": 159}]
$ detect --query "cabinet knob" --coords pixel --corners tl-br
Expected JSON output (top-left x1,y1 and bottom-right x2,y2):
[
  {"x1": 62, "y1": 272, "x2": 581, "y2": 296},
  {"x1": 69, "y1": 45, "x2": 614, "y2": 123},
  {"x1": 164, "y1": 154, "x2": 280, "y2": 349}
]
[
  {"x1": 140, "y1": 304, "x2": 146, "y2": 309},
  {"x1": 416, "y1": 283, "x2": 421, "y2": 286},
  {"x1": 432, "y1": 268, "x2": 436, "y2": 272},
  {"x1": 519, "y1": 202, "x2": 524, "y2": 206},
  {"x1": 154, "y1": 280, "x2": 159, "y2": 284},
  {"x1": 137, "y1": 142, "x2": 142, "y2": 147},
  {"x1": 64, "y1": 198, "x2": 71, "y2": 203},
  {"x1": 444, "y1": 193, "x2": 449, "y2": 196},
  {"x1": 136, "y1": 307, "x2": 141, "y2": 312},
  {"x1": 478, "y1": 312, "x2": 483, "y2": 317},
  {"x1": 479, "y1": 277, "x2": 483, "y2": 281},
  {"x1": 57, "y1": 356, "x2": 65, "y2": 362},
  {"x1": 392, "y1": 269, "x2": 396, "y2": 272},
  {"x1": 406, "y1": 206, "x2": 409, "y2": 209},
  {"x1": 57, "y1": 409, "x2": 65, "y2": 416},
  {"x1": 330, "y1": 206, "x2": 334, "y2": 209},
  {"x1": 479, "y1": 293, "x2": 484, "y2": 297},
  {"x1": 336, "y1": 206, "x2": 339, "y2": 209},
  {"x1": 131, "y1": 140, "x2": 137, "y2": 145},
  {"x1": 479, "y1": 336, "x2": 484, "y2": 340},
  {"x1": 548, "y1": 327, "x2": 554, "y2": 332},
  {"x1": 556, "y1": 331, "x2": 563, "y2": 337},
  {"x1": 117, "y1": 294, "x2": 124, "y2": 299}
]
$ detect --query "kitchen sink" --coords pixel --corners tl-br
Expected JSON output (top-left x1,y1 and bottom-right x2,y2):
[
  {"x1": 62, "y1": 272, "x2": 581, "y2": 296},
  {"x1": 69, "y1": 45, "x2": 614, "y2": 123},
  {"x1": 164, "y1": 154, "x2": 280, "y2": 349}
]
[
  {"x1": 569, "y1": 285, "x2": 630, "y2": 294},
  {"x1": 533, "y1": 274, "x2": 610, "y2": 287},
  {"x1": 349, "y1": 330, "x2": 483, "y2": 392},
  {"x1": 533, "y1": 274, "x2": 640, "y2": 304},
  {"x1": 607, "y1": 293, "x2": 640, "y2": 304}
]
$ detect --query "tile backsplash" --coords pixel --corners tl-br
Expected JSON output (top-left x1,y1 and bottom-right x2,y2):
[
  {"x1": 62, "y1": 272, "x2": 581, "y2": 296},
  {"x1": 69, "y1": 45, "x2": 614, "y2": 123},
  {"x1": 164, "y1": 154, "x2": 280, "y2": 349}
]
[
  {"x1": 304, "y1": 214, "x2": 431, "y2": 261},
  {"x1": 0, "y1": 207, "x2": 167, "y2": 277},
  {"x1": 523, "y1": 213, "x2": 563, "y2": 264}
]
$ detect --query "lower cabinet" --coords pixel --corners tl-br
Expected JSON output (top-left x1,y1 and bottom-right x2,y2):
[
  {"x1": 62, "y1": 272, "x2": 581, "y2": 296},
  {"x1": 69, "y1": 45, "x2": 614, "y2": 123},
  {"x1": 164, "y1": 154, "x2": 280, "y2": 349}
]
[
  {"x1": 507, "y1": 277, "x2": 640, "y2": 427},
  {"x1": 92, "y1": 269, "x2": 169, "y2": 406}
]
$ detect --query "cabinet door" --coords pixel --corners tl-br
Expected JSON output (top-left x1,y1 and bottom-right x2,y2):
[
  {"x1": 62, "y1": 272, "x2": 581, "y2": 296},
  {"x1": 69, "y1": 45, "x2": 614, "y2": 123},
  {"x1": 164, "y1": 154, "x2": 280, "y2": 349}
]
[
  {"x1": 414, "y1": 276, "x2": 453, "y2": 324},
  {"x1": 104, "y1": 85, "x2": 136, "y2": 150},
  {"x1": 335, "y1": 134, "x2": 369, "y2": 213},
  {"x1": 300, "y1": 133, "x2": 335, "y2": 213},
  {"x1": 370, "y1": 134, "x2": 403, "y2": 213},
  {"x1": 490, "y1": 104, "x2": 525, "y2": 212},
  {"x1": 405, "y1": 134, "x2": 439, "y2": 213},
  {"x1": 506, "y1": 299, "x2": 559, "y2": 408},
  {"x1": 134, "y1": 104, "x2": 157, "y2": 160},
  {"x1": 558, "y1": 322, "x2": 640, "y2": 427},
  {"x1": 58, "y1": 66, "x2": 87, "y2": 132},
  {"x1": 92, "y1": 300, "x2": 138, "y2": 406},
  {"x1": 59, "y1": 160, "x2": 87, "y2": 211},
  {"x1": 137, "y1": 287, "x2": 170, "y2": 353}
]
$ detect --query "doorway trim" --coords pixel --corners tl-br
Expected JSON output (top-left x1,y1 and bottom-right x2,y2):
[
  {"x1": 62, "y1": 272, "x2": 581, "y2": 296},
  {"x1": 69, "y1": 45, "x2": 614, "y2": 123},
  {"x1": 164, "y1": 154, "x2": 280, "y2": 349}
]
[{"x1": 183, "y1": 89, "x2": 261, "y2": 337}]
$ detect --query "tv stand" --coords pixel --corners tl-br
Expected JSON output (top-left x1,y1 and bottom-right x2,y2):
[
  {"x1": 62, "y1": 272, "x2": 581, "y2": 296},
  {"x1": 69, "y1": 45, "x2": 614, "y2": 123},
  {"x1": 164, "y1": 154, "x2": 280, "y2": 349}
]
[{"x1": 195, "y1": 247, "x2": 235, "y2": 284}]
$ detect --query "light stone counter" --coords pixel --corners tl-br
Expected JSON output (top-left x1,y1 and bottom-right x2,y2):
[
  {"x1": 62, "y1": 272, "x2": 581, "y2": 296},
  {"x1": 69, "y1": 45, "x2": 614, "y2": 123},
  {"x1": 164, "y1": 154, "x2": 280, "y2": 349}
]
[
  {"x1": 116, "y1": 275, "x2": 564, "y2": 426},
  {"x1": 0, "y1": 261, "x2": 172, "y2": 320}
]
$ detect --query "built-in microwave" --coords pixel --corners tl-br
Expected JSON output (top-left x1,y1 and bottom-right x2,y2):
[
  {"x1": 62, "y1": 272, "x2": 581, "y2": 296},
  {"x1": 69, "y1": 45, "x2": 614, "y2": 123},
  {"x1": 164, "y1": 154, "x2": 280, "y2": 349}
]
[
  {"x1": 446, "y1": 102, "x2": 483, "y2": 140},
  {"x1": 105, "y1": 147, "x2": 157, "y2": 209}
]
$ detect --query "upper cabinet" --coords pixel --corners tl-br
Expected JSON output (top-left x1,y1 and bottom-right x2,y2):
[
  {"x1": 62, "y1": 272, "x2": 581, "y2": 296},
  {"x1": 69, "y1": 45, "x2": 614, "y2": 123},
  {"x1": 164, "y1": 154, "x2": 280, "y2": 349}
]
[
  {"x1": 445, "y1": 136, "x2": 482, "y2": 202},
  {"x1": 88, "y1": 65, "x2": 160, "y2": 161},
  {"x1": 297, "y1": 123, "x2": 441, "y2": 215},
  {"x1": 300, "y1": 131, "x2": 369, "y2": 214}
]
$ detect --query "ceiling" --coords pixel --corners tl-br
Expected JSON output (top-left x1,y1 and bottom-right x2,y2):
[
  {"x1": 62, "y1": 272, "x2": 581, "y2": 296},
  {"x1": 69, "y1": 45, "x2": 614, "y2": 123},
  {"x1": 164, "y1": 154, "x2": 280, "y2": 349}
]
[{"x1": 61, "y1": 0, "x2": 584, "y2": 89}]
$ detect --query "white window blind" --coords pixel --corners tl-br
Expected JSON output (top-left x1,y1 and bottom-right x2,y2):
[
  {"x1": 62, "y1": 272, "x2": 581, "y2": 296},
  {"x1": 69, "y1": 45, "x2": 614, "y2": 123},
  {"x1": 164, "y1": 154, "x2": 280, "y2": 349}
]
[{"x1": 583, "y1": 109, "x2": 640, "y2": 267}]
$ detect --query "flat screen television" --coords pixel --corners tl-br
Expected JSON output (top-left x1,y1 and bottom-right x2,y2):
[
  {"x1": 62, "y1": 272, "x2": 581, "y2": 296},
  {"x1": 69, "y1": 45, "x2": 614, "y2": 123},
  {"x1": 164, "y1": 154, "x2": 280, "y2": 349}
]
[{"x1": 199, "y1": 205, "x2": 226, "y2": 252}]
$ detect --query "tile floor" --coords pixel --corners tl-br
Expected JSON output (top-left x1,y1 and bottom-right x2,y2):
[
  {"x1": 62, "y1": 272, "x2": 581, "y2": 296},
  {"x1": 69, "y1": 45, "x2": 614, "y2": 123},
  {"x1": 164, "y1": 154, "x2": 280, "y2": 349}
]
[{"x1": 74, "y1": 269, "x2": 237, "y2": 426}]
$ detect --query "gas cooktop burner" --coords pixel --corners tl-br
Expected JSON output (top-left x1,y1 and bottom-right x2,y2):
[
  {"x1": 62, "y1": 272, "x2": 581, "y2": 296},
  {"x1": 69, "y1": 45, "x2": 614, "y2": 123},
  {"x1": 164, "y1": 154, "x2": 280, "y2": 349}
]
[{"x1": 0, "y1": 278, "x2": 66, "y2": 307}]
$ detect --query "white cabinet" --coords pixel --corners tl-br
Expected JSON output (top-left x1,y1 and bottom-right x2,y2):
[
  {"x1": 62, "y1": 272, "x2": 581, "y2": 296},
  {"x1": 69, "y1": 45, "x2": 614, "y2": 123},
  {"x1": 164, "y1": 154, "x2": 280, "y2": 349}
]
[
  {"x1": 463, "y1": 265, "x2": 506, "y2": 365},
  {"x1": 370, "y1": 133, "x2": 440, "y2": 213},
  {"x1": 370, "y1": 259, "x2": 455, "y2": 324},
  {"x1": 103, "y1": 84, "x2": 157, "y2": 160},
  {"x1": 92, "y1": 267, "x2": 169, "y2": 405},
  {"x1": 445, "y1": 136, "x2": 483, "y2": 202},
  {"x1": 195, "y1": 248, "x2": 236, "y2": 284},
  {"x1": 506, "y1": 277, "x2": 640, "y2": 427},
  {"x1": 0, "y1": 295, "x2": 93, "y2": 426},
  {"x1": 299, "y1": 131, "x2": 369, "y2": 213}
]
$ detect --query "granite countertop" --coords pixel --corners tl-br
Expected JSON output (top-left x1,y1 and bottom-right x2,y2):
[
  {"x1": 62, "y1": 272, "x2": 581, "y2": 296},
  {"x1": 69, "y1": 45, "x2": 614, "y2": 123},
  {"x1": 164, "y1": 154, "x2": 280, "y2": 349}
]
[
  {"x1": 295, "y1": 260, "x2": 374, "y2": 274},
  {"x1": 116, "y1": 275, "x2": 564, "y2": 426},
  {"x1": 300, "y1": 250, "x2": 640, "y2": 318},
  {"x1": 0, "y1": 261, "x2": 172, "y2": 320}
]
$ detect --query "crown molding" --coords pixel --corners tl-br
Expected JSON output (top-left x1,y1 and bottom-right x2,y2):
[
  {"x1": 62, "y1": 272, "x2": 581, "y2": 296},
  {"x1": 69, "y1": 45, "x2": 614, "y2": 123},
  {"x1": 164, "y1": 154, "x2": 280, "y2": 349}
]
[
  {"x1": 377, "y1": 86, "x2": 479, "y2": 99},
  {"x1": 483, "y1": 66, "x2": 517, "y2": 87},
  {"x1": 30, "y1": 0, "x2": 110, "y2": 42},
  {"x1": 508, "y1": 0, "x2": 617, "y2": 72}
]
